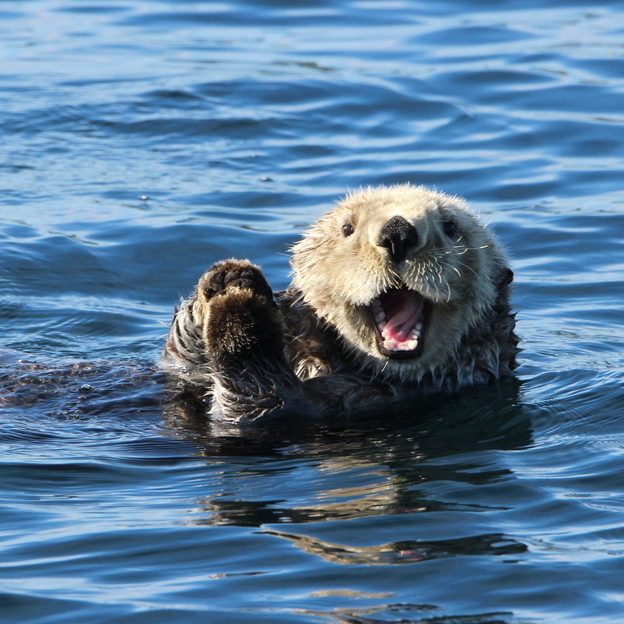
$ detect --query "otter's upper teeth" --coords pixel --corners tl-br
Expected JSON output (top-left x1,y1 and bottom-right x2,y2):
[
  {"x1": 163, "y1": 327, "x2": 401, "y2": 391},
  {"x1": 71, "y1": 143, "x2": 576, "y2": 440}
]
[{"x1": 371, "y1": 299, "x2": 384, "y2": 318}]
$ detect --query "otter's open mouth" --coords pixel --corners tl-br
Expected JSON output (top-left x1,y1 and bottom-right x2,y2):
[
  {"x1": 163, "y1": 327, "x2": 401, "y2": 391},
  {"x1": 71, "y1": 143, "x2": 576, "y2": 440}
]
[{"x1": 369, "y1": 288, "x2": 430, "y2": 360}]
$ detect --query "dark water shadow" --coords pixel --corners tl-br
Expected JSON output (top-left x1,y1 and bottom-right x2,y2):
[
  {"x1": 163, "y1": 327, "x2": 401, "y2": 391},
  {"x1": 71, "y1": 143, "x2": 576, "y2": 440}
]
[{"x1": 0, "y1": 352, "x2": 164, "y2": 422}]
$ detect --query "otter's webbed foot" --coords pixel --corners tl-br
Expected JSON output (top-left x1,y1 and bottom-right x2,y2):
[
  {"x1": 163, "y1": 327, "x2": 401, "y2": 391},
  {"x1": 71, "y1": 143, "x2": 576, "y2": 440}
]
[{"x1": 178, "y1": 260, "x2": 305, "y2": 421}]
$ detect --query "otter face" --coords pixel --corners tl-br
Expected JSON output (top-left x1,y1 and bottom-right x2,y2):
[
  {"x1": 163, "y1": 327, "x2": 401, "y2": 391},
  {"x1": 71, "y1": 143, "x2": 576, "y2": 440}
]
[{"x1": 291, "y1": 185, "x2": 510, "y2": 378}]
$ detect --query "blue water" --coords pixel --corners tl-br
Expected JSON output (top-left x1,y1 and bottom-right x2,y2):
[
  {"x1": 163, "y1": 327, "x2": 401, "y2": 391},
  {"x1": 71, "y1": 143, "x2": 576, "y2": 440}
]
[{"x1": 1, "y1": 0, "x2": 624, "y2": 622}]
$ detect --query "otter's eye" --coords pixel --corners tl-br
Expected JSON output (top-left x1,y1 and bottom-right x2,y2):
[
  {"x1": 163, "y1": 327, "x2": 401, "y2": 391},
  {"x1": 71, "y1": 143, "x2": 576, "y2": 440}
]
[
  {"x1": 342, "y1": 223, "x2": 355, "y2": 237},
  {"x1": 442, "y1": 220, "x2": 457, "y2": 238}
]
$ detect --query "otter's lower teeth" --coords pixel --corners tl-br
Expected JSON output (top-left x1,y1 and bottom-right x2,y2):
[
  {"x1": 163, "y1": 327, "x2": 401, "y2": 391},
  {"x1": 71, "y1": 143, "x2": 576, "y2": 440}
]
[
  {"x1": 383, "y1": 338, "x2": 419, "y2": 352},
  {"x1": 374, "y1": 310, "x2": 385, "y2": 323}
]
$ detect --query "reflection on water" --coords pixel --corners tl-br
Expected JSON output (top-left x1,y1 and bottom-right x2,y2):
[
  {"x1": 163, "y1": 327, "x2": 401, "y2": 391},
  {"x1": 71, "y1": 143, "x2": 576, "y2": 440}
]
[
  {"x1": 162, "y1": 379, "x2": 531, "y2": 533},
  {"x1": 300, "y1": 607, "x2": 518, "y2": 624},
  {"x1": 264, "y1": 529, "x2": 527, "y2": 566}
]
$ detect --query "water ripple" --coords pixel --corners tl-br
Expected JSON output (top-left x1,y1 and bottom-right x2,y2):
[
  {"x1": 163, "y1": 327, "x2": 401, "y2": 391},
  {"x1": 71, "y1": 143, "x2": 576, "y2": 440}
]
[{"x1": 1, "y1": 0, "x2": 624, "y2": 623}]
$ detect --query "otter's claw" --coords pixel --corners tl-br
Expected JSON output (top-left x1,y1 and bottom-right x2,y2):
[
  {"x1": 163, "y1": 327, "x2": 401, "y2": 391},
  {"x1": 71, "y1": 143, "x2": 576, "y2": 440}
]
[{"x1": 200, "y1": 259, "x2": 274, "y2": 301}]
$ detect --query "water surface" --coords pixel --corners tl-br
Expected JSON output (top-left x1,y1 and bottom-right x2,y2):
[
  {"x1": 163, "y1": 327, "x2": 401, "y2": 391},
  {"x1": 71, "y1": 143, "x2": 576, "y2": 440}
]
[{"x1": 1, "y1": 0, "x2": 624, "y2": 622}]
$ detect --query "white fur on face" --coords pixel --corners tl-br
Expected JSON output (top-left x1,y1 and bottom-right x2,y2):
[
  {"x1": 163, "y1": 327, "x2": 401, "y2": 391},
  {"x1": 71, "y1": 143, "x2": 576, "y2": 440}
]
[{"x1": 291, "y1": 184, "x2": 509, "y2": 379}]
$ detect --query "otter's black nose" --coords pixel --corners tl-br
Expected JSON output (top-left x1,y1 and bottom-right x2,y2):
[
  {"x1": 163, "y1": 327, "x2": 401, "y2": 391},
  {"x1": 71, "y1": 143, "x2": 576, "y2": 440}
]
[{"x1": 378, "y1": 216, "x2": 418, "y2": 264}]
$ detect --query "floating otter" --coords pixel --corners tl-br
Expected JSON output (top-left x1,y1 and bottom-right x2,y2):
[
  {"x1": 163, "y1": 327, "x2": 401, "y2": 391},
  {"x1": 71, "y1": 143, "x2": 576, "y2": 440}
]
[{"x1": 163, "y1": 184, "x2": 518, "y2": 422}]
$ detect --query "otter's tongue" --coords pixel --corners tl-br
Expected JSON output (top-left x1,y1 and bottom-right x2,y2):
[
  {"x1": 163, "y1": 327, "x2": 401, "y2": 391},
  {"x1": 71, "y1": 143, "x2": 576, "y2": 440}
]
[{"x1": 376, "y1": 289, "x2": 424, "y2": 352}]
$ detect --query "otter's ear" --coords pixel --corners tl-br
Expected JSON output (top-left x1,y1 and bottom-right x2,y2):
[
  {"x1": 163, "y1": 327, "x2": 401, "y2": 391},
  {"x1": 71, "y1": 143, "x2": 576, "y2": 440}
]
[{"x1": 499, "y1": 267, "x2": 514, "y2": 287}]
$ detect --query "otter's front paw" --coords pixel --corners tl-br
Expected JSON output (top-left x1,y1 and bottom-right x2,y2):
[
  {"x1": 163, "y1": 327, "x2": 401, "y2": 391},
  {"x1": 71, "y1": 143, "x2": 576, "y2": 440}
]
[
  {"x1": 198, "y1": 260, "x2": 284, "y2": 361},
  {"x1": 199, "y1": 259, "x2": 274, "y2": 302}
]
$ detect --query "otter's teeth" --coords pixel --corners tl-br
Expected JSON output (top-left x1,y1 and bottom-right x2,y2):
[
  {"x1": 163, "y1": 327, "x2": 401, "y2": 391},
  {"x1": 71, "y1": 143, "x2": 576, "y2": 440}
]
[
  {"x1": 383, "y1": 337, "x2": 420, "y2": 352},
  {"x1": 375, "y1": 291, "x2": 424, "y2": 354},
  {"x1": 371, "y1": 299, "x2": 385, "y2": 323}
]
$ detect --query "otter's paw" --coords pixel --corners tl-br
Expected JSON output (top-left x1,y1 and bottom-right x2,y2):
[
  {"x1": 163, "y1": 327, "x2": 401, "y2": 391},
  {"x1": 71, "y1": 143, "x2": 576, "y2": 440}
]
[
  {"x1": 198, "y1": 260, "x2": 284, "y2": 361},
  {"x1": 199, "y1": 259, "x2": 274, "y2": 302}
]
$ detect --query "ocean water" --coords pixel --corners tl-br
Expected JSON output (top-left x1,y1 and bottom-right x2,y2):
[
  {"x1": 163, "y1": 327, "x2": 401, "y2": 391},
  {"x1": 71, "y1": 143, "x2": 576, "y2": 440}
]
[{"x1": 1, "y1": 0, "x2": 624, "y2": 622}]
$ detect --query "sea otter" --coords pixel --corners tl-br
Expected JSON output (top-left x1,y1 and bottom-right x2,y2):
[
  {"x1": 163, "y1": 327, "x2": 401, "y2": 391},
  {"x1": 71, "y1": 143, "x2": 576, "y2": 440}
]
[{"x1": 162, "y1": 184, "x2": 518, "y2": 422}]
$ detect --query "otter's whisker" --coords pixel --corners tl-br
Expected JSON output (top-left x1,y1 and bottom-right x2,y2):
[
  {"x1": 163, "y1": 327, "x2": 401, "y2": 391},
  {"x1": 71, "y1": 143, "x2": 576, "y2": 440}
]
[
  {"x1": 453, "y1": 260, "x2": 480, "y2": 279},
  {"x1": 452, "y1": 243, "x2": 490, "y2": 254}
]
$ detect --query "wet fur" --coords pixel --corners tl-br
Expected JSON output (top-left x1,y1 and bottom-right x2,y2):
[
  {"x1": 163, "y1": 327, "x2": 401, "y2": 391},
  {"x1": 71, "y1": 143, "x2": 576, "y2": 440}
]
[{"x1": 162, "y1": 185, "x2": 519, "y2": 422}]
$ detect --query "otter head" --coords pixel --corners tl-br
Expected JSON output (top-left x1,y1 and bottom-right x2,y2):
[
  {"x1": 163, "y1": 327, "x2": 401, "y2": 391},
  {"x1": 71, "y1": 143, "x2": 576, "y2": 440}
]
[{"x1": 291, "y1": 184, "x2": 514, "y2": 380}]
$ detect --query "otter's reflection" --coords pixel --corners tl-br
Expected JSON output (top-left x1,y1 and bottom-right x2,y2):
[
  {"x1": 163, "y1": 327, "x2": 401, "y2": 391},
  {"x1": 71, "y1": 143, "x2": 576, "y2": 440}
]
[
  {"x1": 299, "y1": 603, "x2": 516, "y2": 624},
  {"x1": 263, "y1": 528, "x2": 526, "y2": 566},
  {"x1": 162, "y1": 377, "x2": 531, "y2": 529}
]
